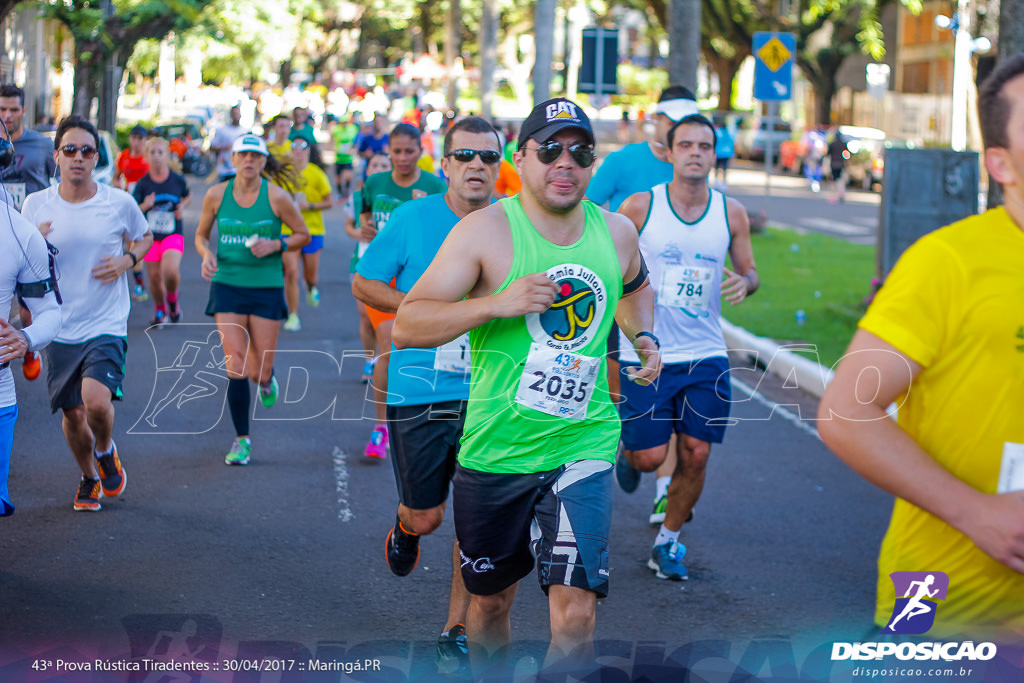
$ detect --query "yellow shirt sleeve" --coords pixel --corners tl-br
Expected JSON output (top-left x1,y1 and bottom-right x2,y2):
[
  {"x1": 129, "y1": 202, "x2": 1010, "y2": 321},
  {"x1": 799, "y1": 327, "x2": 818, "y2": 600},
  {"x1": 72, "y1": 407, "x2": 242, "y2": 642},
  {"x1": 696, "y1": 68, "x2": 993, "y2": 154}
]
[{"x1": 858, "y1": 232, "x2": 965, "y2": 368}]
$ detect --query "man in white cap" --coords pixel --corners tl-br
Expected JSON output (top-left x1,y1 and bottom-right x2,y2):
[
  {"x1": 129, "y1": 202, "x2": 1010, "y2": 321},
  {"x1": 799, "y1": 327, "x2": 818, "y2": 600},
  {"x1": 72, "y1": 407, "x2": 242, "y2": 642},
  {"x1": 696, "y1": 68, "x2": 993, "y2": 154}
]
[{"x1": 587, "y1": 85, "x2": 702, "y2": 525}]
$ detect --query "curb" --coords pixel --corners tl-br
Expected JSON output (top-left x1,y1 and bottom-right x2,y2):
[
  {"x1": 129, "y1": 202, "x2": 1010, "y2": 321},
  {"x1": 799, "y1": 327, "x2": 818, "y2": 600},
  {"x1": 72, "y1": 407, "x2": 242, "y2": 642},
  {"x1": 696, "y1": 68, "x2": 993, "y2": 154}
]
[{"x1": 721, "y1": 319, "x2": 835, "y2": 399}]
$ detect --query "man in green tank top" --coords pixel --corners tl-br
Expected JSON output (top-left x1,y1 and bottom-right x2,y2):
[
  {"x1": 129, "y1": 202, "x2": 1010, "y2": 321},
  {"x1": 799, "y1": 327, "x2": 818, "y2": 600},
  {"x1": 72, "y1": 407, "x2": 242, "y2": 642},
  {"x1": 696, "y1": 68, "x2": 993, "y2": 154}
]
[{"x1": 393, "y1": 98, "x2": 661, "y2": 677}]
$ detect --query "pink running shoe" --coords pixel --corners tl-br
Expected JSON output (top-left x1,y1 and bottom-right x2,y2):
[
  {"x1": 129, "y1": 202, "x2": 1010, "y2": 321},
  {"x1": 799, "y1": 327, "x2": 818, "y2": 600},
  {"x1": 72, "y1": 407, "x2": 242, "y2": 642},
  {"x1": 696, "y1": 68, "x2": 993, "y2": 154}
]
[{"x1": 364, "y1": 424, "x2": 389, "y2": 459}]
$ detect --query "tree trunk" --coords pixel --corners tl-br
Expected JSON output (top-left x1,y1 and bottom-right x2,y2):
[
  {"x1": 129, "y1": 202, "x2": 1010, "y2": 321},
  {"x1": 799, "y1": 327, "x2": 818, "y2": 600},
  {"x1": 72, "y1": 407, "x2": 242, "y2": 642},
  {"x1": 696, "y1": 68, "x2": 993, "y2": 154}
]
[
  {"x1": 533, "y1": 0, "x2": 556, "y2": 103},
  {"x1": 72, "y1": 57, "x2": 101, "y2": 117},
  {"x1": 279, "y1": 60, "x2": 293, "y2": 89},
  {"x1": 667, "y1": 0, "x2": 700, "y2": 91},
  {"x1": 708, "y1": 53, "x2": 743, "y2": 110},
  {"x1": 445, "y1": 0, "x2": 462, "y2": 110},
  {"x1": 479, "y1": 0, "x2": 498, "y2": 119}
]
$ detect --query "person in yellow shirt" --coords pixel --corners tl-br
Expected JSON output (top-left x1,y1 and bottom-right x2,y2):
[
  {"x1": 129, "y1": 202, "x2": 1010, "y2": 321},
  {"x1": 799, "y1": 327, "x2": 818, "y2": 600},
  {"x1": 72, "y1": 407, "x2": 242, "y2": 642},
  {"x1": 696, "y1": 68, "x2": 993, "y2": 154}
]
[
  {"x1": 266, "y1": 115, "x2": 293, "y2": 160},
  {"x1": 818, "y1": 54, "x2": 1024, "y2": 641},
  {"x1": 281, "y1": 138, "x2": 333, "y2": 332}
]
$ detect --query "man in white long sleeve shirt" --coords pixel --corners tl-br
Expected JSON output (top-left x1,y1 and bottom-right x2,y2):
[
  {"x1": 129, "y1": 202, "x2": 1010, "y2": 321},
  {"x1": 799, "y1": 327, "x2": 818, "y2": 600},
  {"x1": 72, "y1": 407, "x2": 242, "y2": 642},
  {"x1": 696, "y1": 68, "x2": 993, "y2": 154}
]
[{"x1": 0, "y1": 200, "x2": 62, "y2": 515}]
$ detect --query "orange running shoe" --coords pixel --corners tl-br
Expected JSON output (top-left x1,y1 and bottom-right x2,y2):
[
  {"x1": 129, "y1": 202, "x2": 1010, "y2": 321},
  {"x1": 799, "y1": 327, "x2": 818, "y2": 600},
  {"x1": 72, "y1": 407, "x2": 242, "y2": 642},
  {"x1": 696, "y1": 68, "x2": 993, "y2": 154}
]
[{"x1": 22, "y1": 351, "x2": 40, "y2": 381}]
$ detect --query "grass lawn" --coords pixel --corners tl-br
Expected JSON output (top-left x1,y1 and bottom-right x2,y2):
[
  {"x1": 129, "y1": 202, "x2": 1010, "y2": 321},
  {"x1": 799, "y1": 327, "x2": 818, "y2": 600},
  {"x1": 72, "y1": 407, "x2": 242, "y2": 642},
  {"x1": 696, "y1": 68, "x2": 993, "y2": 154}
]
[{"x1": 724, "y1": 226, "x2": 878, "y2": 368}]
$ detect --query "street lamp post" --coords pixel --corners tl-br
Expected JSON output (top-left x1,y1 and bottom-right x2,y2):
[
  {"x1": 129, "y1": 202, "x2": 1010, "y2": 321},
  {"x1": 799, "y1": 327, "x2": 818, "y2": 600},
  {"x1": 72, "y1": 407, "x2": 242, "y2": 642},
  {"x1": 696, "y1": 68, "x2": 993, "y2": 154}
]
[{"x1": 936, "y1": 0, "x2": 991, "y2": 151}]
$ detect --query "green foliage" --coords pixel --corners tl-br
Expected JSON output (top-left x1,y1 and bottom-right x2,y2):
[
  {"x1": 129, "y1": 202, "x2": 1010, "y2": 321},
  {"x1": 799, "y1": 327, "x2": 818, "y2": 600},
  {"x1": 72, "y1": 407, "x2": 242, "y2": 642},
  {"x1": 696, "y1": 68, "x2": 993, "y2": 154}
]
[
  {"x1": 614, "y1": 64, "x2": 669, "y2": 109},
  {"x1": 724, "y1": 226, "x2": 876, "y2": 367}
]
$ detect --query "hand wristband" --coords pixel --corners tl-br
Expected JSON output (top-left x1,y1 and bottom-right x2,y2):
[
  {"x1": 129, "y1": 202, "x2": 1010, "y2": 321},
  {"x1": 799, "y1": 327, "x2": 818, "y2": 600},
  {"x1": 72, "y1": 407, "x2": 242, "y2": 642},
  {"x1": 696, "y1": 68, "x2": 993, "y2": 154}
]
[
  {"x1": 633, "y1": 331, "x2": 660, "y2": 348},
  {"x1": 128, "y1": 252, "x2": 139, "y2": 267},
  {"x1": 280, "y1": 237, "x2": 288, "y2": 253}
]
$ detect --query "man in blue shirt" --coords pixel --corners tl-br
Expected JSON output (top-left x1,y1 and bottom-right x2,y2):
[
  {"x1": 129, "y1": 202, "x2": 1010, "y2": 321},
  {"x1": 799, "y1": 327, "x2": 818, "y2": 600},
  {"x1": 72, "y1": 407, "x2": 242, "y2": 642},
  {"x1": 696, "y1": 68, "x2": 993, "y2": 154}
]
[
  {"x1": 585, "y1": 85, "x2": 698, "y2": 211},
  {"x1": 352, "y1": 115, "x2": 501, "y2": 675}
]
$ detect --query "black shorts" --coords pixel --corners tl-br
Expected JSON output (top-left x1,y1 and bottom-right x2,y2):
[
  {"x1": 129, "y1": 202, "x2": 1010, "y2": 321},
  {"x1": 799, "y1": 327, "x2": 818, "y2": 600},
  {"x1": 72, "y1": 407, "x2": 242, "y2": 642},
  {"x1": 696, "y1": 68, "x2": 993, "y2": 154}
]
[
  {"x1": 205, "y1": 281, "x2": 288, "y2": 321},
  {"x1": 44, "y1": 335, "x2": 127, "y2": 414},
  {"x1": 386, "y1": 400, "x2": 466, "y2": 510},
  {"x1": 453, "y1": 460, "x2": 613, "y2": 598},
  {"x1": 334, "y1": 162, "x2": 354, "y2": 173},
  {"x1": 716, "y1": 157, "x2": 730, "y2": 171}
]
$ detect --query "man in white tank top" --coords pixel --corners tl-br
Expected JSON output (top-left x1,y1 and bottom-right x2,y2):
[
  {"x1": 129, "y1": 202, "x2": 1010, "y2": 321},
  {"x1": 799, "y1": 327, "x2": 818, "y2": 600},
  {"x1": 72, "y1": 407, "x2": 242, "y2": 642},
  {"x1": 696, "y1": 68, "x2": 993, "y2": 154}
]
[{"x1": 616, "y1": 113, "x2": 759, "y2": 580}]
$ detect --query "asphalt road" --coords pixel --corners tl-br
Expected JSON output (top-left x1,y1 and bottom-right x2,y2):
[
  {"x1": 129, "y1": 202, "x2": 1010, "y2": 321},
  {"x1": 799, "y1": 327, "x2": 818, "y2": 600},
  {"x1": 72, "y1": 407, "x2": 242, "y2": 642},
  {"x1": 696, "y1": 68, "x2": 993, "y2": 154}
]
[{"x1": 0, "y1": 176, "x2": 993, "y2": 683}]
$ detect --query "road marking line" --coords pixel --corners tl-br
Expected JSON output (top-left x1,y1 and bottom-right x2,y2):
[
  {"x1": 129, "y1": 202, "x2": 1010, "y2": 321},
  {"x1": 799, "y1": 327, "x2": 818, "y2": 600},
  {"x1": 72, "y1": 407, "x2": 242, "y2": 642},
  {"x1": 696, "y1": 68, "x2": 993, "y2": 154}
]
[
  {"x1": 332, "y1": 446, "x2": 354, "y2": 522},
  {"x1": 730, "y1": 376, "x2": 821, "y2": 441}
]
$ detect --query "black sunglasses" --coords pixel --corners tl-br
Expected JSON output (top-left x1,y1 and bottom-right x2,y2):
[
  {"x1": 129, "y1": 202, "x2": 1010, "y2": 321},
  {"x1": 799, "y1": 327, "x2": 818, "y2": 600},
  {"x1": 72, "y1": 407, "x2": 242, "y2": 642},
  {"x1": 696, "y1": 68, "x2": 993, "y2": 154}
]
[
  {"x1": 446, "y1": 149, "x2": 501, "y2": 164},
  {"x1": 529, "y1": 140, "x2": 595, "y2": 168},
  {"x1": 59, "y1": 144, "x2": 98, "y2": 159}
]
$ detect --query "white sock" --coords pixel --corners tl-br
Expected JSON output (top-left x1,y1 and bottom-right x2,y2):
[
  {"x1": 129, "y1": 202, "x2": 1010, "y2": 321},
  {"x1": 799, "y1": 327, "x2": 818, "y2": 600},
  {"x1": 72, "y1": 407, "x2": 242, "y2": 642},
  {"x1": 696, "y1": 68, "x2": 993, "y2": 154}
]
[
  {"x1": 654, "y1": 525, "x2": 680, "y2": 547},
  {"x1": 94, "y1": 442, "x2": 114, "y2": 459},
  {"x1": 655, "y1": 476, "x2": 671, "y2": 501}
]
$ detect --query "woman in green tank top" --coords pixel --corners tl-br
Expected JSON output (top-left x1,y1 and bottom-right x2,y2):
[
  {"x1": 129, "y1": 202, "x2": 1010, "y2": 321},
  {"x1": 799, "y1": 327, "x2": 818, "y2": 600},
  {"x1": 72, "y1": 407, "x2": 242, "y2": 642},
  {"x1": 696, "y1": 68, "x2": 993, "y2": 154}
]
[{"x1": 194, "y1": 134, "x2": 310, "y2": 466}]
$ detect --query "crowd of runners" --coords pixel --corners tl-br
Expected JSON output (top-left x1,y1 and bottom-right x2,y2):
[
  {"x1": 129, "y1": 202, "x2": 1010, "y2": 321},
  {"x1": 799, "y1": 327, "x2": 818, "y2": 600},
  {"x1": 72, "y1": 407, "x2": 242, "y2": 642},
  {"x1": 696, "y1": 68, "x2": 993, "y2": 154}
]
[{"x1": 1, "y1": 55, "x2": 1022, "y2": 678}]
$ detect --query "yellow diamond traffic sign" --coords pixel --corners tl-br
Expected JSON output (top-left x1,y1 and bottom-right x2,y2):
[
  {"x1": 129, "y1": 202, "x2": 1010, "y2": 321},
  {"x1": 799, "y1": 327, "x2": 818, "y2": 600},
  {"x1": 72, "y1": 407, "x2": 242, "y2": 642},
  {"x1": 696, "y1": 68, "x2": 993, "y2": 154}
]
[{"x1": 757, "y1": 37, "x2": 791, "y2": 72}]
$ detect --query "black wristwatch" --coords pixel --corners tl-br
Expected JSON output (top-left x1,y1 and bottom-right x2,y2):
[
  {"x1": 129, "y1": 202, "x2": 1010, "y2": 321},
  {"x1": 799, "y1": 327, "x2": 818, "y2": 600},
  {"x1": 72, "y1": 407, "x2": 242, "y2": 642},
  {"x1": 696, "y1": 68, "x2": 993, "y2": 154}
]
[
  {"x1": 127, "y1": 252, "x2": 139, "y2": 267},
  {"x1": 633, "y1": 331, "x2": 660, "y2": 348}
]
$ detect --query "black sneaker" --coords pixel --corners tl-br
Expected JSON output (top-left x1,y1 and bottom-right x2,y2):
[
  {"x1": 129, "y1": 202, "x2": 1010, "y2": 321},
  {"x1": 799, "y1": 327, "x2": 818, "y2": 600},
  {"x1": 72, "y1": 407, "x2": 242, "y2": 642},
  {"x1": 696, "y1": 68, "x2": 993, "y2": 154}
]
[
  {"x1": 435, "y1": 623, "x2": 469, "y2": 674},
  {"x1": 96, "y1": 442, "x2": 126, "y2": 497},
  {"x1": 149, "y1": 310, "x2": 166, "y2": 328},
  {"x1": 74, "y1": 477, "x2": 102, "y2": 512},
  {"x1": 385, "y1": 516, "x2": 420, "y2": 576},
  {"x1": 168, "y1": 301, "x2": 182, "y2": 323},
  {"x1": 614, "y1": 443, "x2": 640, "y2": 493}
]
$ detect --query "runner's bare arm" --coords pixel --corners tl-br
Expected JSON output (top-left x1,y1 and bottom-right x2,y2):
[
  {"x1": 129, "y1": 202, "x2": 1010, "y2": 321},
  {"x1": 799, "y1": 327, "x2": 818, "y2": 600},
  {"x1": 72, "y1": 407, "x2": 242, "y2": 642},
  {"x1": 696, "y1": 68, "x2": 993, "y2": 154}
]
[
  {"x1": 607, "y1": 212, "x2": 660, "y2": 385},
  {"x1": 722, "y1": 197, "x2": 758, "y2": 304},
  {"x1": 352, "y1": 274, "x2": 405, "y2": 313},
  {"x1": 195, "y1": 183, "x2": 226, "y2": 281},
  {"x1": 616, "y1": 191, "x2": 653, "y2": 234},
  {"x1": 819, "y1": 330, "x2": 1024, "y2": 575},
  {"x1": 394, "y1": 209, "x2": 558, "y2": 350},
  {"x1": 268, "y1": 183, "x2": 311, "y2": 252}
]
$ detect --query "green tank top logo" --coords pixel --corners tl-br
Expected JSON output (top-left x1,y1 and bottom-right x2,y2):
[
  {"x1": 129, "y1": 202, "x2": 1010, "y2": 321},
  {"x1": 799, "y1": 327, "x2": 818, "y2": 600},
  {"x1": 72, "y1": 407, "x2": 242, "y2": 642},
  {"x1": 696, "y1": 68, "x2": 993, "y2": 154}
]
[{"x1": 526, "y1": 263, "x2": 609, "y2": 352}]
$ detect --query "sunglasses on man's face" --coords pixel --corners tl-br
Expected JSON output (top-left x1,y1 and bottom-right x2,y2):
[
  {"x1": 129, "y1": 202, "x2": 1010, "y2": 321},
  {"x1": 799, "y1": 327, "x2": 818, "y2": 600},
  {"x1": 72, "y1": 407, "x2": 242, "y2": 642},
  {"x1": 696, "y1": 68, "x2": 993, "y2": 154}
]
[
  {"x1": 291, "y1": 140, "x2": 309, "y2": 150},
  {"x1": 528, "y1": 140, "x2": 595, "y2": 168},
  {"x1": 446, "y1": 149, "x2": 501, "y2": 164},
  {"x1": 59, "y1": 144, "x2": 98, "y2": 159}
]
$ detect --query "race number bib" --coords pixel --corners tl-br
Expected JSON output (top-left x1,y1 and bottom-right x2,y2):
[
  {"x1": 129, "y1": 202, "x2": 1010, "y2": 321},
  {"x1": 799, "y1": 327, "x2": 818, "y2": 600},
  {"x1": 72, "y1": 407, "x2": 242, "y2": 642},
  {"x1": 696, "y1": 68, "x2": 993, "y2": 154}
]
[
  {"x1": 514, "y1": 343, "x2": 601, "y2": 420},
  {"x1": 659, "y1": 265, "x2": 713, "y2": 309},
  {"x1": 998, "y1": 442, "x2": 1024, "y2": 494},
  {"x1": 3, "y1": 182, "x2": 26, "y2": 211},
  {"x1": 434, "y1": 333, "x2": 471, "y2": 373},
  {"x1": 148, "y1": 211, "x2": 175, "y2": 235}
]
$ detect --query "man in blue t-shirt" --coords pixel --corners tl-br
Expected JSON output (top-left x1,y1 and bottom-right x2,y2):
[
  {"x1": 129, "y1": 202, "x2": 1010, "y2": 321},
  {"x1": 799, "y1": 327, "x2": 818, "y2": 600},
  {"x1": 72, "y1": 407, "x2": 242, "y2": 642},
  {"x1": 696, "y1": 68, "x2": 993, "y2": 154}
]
[
  {"x1": 352, "y1": 115, "x2": 501, "y2": 675},
  {"x1": 585, "y1": 85, "x2": 698, "y2": 211}
]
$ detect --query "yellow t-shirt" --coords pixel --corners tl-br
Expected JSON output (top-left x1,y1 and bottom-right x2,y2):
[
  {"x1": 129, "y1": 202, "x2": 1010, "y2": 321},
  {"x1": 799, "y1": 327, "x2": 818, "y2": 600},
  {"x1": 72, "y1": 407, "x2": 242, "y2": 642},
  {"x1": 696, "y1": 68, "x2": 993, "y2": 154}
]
[
  {"x1": 292, "y1": 163, "x2": 331, "y2": 236},
  {"x1": 267, "y1": 139, "x2": 292, "y2": 160},
  {"x1": 859, "y1": 207, "x2": 1024, "y2": 639}
]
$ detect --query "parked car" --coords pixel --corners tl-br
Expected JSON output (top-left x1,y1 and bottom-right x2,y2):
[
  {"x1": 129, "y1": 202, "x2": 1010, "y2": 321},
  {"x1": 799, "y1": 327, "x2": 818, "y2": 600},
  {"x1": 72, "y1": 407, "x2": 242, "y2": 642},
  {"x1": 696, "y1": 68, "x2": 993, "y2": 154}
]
[
  {"x1": 836, "y1": 126, "x2": 887, "y2": 190},
  {"x1": 43, "y1": 129, "x2": 119, "y2": 185},
  {"x1": 151, "y1": 121, "x2": 213, "y2": 177},
  {"x1": 734, "y1": 116, "x2": 793, "y2": 161}
]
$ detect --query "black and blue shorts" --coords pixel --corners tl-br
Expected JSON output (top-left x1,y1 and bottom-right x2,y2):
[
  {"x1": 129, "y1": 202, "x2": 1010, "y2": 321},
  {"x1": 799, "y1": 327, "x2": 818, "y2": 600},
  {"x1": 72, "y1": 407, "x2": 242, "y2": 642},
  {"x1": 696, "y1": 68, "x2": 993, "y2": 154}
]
[{"x1": 453, "y1": 459, "x2": 613, "y2": 597}]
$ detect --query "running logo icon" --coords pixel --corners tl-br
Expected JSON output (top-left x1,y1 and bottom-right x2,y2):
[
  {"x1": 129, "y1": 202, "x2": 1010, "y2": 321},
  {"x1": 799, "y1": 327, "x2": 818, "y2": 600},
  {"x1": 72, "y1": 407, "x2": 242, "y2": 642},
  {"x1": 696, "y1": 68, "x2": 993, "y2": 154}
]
[
  {"x1": 883, "y1": 571, "x2": 949, "y2": 635},
  {"x1": 526, "y1": 263, "x2": 607, "y2": 352}
]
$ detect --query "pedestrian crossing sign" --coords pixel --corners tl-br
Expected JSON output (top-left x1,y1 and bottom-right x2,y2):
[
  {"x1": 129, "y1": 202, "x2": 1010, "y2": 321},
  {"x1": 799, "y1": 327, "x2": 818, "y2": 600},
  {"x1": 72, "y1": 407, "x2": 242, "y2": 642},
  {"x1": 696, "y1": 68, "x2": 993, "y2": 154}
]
[
  {"x1": 753, "y1": 32, "x2": 796, "y2": 101},
  {"x1": 758, "y1": 37, "x2": 790, "y2": 72}
]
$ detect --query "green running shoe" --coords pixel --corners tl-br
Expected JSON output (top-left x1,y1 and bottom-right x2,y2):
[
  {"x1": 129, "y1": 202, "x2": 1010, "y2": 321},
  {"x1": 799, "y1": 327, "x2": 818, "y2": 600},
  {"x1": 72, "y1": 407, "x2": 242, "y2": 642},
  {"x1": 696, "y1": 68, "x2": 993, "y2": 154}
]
[
  {"x1": 259, "y1": 376, "x2": 278, "y2": 408},
  {"x1": 225, "y1": 438, "x2": 251, "y2": 465}
]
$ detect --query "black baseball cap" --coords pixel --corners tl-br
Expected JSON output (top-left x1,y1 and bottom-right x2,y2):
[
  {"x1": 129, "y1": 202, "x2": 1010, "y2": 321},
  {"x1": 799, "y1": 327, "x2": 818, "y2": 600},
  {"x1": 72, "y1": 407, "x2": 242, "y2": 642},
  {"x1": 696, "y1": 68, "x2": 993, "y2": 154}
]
[{"x1": 518, "y1": 98, "x2": 595, "y2": 148}]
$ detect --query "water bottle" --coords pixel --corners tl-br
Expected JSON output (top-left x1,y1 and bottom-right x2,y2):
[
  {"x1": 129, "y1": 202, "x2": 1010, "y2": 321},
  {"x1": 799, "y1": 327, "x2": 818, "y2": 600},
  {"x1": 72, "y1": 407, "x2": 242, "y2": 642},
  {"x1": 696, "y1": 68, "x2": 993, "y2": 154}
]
[{"x1": 795, "y1": 310, "x2": 806, "y2": 326}]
